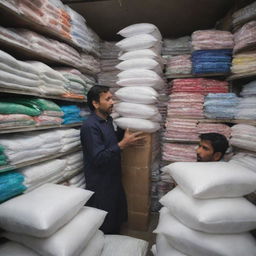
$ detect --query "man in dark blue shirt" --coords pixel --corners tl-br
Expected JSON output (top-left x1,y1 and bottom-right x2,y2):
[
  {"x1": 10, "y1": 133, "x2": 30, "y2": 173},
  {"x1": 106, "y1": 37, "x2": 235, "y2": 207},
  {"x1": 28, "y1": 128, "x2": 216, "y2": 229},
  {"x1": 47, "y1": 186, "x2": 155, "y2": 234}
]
[{"x1": 80, "y1": 85, "x2": 144, "y2": 234}]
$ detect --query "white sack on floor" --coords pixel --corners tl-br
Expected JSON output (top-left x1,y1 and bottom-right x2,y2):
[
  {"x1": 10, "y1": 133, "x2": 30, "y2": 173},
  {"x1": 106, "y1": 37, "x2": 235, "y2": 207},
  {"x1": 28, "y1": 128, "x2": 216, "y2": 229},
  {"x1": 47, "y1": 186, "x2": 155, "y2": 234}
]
[
  {"x1": 163, "y1": 161, "x2": 256, "y2": 198},
  {"x1": 154, "y1": 207, "x2": 256, "y2": 256},
  {"x1": 80, "y1": 230, "x2": 104, "y2": 256},
  {"x1": 4, "y1": 207, "x2": 107, "y2": 256},
  {"x1": 0, "y1": 184, "x2": 93, "y2": 237},
  {"x1": 160, "y1": 186, "x2": 256, "y2": 233},
  {"x1": 156, "y1": 234, "x2": 188, "y2": 256},
  {"x1": 115, "y1": 117, "x2": 160, "y2": 133},
  {"x1": 0, "y1": 241, "x2": 39, "y2": 256},
  {"x1": 101, "y1": 235, "x2": 148, "y2": 256}
]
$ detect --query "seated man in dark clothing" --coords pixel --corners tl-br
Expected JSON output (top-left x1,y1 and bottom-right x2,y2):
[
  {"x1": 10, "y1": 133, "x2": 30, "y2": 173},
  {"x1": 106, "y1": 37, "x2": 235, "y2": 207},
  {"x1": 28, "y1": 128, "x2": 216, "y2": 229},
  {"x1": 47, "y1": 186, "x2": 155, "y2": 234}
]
[{"x1": 196, "y1": 133, "x2": 229, "y2": 162}]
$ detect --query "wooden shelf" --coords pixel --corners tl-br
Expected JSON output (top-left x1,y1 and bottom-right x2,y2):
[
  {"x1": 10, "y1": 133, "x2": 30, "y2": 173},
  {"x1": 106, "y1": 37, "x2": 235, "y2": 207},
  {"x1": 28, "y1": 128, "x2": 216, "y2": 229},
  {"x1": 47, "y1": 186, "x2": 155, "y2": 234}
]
[
  {"x1": 0, "y1": 146, "x2": 82, "y2": 173},
  {"x1": 166, "y1": 73, "x2": 230, "y2": 79},
  {"x1": 0, "y1": 88, "x2": 86, "y2": 103},
  {"x1": 233, "y1": 43, "x2": 256, "y2": 55},
  {"x1": 227, "y1": 71, "x2": 256, "y2": 81},
  {"x1": 0, "y1": 122, "x2": 82, "y2": 134},
  {"x1": 0, "y1": 2, "x2": 97, "y2": 57},
  {"x1": 163, "y1": 138, "x2": 199, "y2": 143},
  {"x1": 0, "y1": 36, "x2": 96, "y2": 77}
]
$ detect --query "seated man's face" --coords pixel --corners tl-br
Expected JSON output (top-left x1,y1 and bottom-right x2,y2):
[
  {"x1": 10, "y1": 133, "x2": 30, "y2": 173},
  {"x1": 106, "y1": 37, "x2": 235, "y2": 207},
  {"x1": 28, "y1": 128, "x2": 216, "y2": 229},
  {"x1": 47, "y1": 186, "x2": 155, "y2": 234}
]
[{"x1": 196, "y1": 140, "x2": 221, "y2": 162}]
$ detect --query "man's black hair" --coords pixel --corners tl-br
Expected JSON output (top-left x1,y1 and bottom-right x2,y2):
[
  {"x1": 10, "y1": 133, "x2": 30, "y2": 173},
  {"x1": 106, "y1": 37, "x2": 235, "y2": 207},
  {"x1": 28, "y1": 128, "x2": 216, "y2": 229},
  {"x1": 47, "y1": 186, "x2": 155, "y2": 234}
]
[
  {"x1": 199, "y1": 133, "x2": 229, "y2": 158},
  {"x1": 87, "y1": 85, "x2": 110, "y2": 111}
]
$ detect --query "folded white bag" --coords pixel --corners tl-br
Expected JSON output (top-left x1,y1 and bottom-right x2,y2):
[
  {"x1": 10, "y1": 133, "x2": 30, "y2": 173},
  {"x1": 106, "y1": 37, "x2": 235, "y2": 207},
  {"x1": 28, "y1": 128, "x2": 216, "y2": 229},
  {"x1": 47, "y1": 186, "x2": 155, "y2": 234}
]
[
  {"x1": 115, "y1": 86, "x2": 158, "y2": 104},
  {"x1": 156, "y1": 234, "x2": 188, "y2": 256},
  {"x1": 0, "y1": 241, "x2": 39, "y2": 256},
  {"x1": 114, "y1": 102, "x2": 159, "y2": 119},
  {"x1": 117, "y1": 77, "x2": 165, "y2": 89},
  {"x1": 4, "y1": 207, "x2": 107, "y2": 256},
  {"x1": 118, "y1": 49, "x2": 163, "y2": 62},
  {"x1": 116, "y1": 34, "x2": 159, "y2": 51},
  {"x1": 115, "y1": 117, "x2": 160, "y2": 133},
  {"x1": 117, "y1": 23, "x2": 162, "y2": 40},
  {"x1": 163, "y1": 161, "x2": 256, "y2": 198},
  {"x1": 160, "y1": 186, "x2": 256, "y2": 233},
  {"x1": 101, "y1": 235, "x2": 148, "y2": 256},
  {"x1": 0, "y1": 184, "x2": 93, "y2": 237},
  {"x1": 117, "y1": 68, "x2": 161, "y2": 80},
  {"x1": 154, "y1": 207, "x2": 256, "y2": 256},
  {"x1": 80, "y1": 230, "x2": 105, "y2": 256}
]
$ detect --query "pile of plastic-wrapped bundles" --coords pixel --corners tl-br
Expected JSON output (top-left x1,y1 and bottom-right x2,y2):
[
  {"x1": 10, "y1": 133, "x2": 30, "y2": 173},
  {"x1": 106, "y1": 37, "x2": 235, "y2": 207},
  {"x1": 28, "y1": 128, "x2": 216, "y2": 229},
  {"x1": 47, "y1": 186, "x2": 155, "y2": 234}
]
[
  {"x1": 204, "y1": 93, "x2": 240, "y2": 119},
  {"x1": 230, "y1": 124, "x2": 256, "y2": 152},
  {"x1": 55, "y1": 68, "x2": 95, "y2": 98},
  {"x1": 165, "y1": 54, "x2": 192, "y2": 76},
  {"x1": 0, "y1": 97, "x2": 64, "y2": 127},
  {"x1": 98, "y1": 41, "x2": 120, "y2": 88},
  {"x1": 0, "y1": 128, "x2": 80, "y2": 165},
  {"x1": 162, "y1": 36, "x2": 191, "y2": 56},
  {"x1": 65, "y1": 5, "x2": 100, "y2": 56},
  {"x1": 191, "y1": 30, "x2": 233, "y2": 74},
  {"x1": 60, "y1": 105, "x2": 85, "y2": 124},
  {"x1": 232, "y1": 1, "x2": 256, "y2": 30},
  {"x1": 232, "y1": 21, "x2": 256, "y2": 75},
  {"x1": 152, "y1": 161, "x2": 256, "y2": 256},
  {"x1": 114, "y1": 23, "x2": 164, "y2": 133}
]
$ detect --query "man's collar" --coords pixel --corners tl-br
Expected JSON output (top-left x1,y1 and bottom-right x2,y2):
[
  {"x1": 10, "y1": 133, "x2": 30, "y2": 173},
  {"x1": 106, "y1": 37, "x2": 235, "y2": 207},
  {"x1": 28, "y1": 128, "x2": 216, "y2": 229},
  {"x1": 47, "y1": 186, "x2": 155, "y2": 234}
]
[{"x1": 92, "y1": 112, "x2": 112, "y2": 123}]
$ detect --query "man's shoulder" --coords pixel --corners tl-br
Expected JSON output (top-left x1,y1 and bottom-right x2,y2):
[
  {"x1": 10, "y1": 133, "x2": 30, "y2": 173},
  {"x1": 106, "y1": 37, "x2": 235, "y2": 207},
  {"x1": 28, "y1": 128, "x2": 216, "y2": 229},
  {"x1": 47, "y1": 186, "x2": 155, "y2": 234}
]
[{"x1": 82, "y1": 114, "x2": 99, "y2": 128}]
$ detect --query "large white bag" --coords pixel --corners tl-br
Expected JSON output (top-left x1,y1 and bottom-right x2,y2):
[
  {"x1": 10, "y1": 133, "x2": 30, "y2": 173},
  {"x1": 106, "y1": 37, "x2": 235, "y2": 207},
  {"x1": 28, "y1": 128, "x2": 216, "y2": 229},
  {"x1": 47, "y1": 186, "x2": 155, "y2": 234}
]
[
  {"x1": 101, "y1": 235, "x2": 148, "y2": 256},
  {"x1": 116, "y1": 58, "x2": 162, "y2": 74},
  {"x1": 0, "y1": 241, "x2": 39, "y2": 256},
  {"x1": 156, "y1": 234, "x2": 188, "y2": 256},
  {"x1": 115, "y1": 86, "x2": 158, "y2": 104},
  {"x1": 117, "y1": 77, "x2": 165, "y2": 89},
  {"x1": 4, "y1": 207, "x2": 107, "y2": 256},
  {"x1": 163, "y1": 162, "x2": 256, "y2": 198},
  {"x1": 0, "y1": 184, "x2": 93, "y2": 237},
  {"x1": 117, "y1": 23, "x2": 162, "y2": 40},
  {"x1": 114, "y1": 102, "x2": 159, "y2": 119},
  {"x1": 116, "y1": 34, "x2": 159, "y2": 51},
  {"x1": 117, "y1": 68, "x2": 162, "y2": 80},
  {"x1": 80, "y1": 230, "x2": 104, "y2": 256},
  {"x1": 115, "y1": 117, "x2": 160, "y2": 133},
  {"x1": 154, "y1": 207, "x2": 256, "y2": 256},
  {"x1": 160, "y1": 186, "x2": 256, "y2": 233}
]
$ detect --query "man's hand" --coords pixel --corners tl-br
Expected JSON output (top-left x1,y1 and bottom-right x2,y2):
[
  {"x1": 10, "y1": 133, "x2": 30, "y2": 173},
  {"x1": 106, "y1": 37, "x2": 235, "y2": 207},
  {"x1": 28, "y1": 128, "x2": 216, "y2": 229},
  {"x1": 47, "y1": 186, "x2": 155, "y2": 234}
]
[{"x1": 118, "y1": 128, "x2": 146, "y2": 150}]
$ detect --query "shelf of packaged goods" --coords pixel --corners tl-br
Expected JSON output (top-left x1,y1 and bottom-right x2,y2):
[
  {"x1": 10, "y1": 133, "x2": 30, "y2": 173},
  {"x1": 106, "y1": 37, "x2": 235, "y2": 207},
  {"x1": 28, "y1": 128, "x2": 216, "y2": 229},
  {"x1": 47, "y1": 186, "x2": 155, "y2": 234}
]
[
  {"x1": 0, "y1": 36, "x2": 96, "y2": 77},
  {"x1": 227, "y1": 71, "x2": 256, "y2": 81},
  {"x1": 0, "y1": 123, "x2": 82, "y2": 134},
  {"x1": 233, "y1": 43, "x2": 256, "y2": 55},
  {"x1": 0, "y1": 146, "x2": 82, "y2": 173},
  {"x1": 0, "y1": 2, "x2": 95, "y2": 56},
  {"x1": 166, "y1": 73, "x2": 230, "y2": 79},
  {"x1": 0, "y1": 88, "x2": 86, "y2": 103}
]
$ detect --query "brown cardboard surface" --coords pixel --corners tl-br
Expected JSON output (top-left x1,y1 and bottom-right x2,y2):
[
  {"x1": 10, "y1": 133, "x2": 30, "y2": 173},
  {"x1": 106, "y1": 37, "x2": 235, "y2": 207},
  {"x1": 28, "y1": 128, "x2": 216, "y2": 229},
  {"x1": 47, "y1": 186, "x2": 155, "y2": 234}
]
[
  {"x1": 126, "y1": 211, "x2": 150, "y2": 231},
  {"x1": 126, "y1": 194, "x2": 151, "y2": 213}
]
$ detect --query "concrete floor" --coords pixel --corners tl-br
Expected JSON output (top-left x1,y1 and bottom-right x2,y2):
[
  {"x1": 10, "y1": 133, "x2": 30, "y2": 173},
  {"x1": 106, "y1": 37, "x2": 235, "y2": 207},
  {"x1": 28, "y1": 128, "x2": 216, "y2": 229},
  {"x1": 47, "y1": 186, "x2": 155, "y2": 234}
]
[{"x1": 120, "y1": 213, "x2": 159, "y2": 256}]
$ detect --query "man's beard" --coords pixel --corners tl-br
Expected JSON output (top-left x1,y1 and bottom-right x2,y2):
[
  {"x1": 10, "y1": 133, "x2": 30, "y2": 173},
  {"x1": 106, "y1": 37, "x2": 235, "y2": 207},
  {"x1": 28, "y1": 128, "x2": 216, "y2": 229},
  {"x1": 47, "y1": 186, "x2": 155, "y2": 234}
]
[{"x1": 99, "y1": 106, "x2": 112, "y2": 116}]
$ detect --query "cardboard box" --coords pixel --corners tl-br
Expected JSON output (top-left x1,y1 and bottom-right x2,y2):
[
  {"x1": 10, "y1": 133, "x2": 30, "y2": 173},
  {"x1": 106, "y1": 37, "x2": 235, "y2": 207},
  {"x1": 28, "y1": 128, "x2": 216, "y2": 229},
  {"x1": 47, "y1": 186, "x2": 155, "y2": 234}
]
[
  {"x1": 126, "y1": 211, "x2": 150, "y2": 231},
  {"x1": 126, "y1": 194, "x2": 151, "y2": 213}
]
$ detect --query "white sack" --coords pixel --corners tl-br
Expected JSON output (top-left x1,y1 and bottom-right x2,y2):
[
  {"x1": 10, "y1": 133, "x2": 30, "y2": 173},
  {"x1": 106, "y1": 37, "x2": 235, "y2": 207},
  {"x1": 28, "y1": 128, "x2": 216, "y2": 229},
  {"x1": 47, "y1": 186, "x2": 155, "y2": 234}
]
[
  {"x1": 115, "y1": 86, "x2": 158, "y2": 104},
  {"x1": 101, "y1": 235, "x2": 148, "y2": 256},
  {"x1": 160, "y1": 186, "x2": 256, "y2": 233},
  {"x1": 163, "y1": 161, "x2": 256, "y2": 198},
  {"x1": 117, "y1": 68, "x2": 162, "y2": 80},
  {"x1": 0, "y1": 184, "x2": 93, "y2": 237},
  {"x1": 80, "y1": 230, "x2": 104, "y2": 256},
  {"x1": 156, "y1": 234, "x2": 188, "y2": 256},
  {"x1": 116, "y1": 34, "x2": 159, "y2": 51},
  {"x1": 154, "y1": 207, "x2": 256, "y2": 256},
  {"x1": 117, "y1": 23, "x2": 162, "y2": 40},
  {"x1": 118, "y1": 49, "x2": 163, "y2": 62},
  {"x1": 0, "y1": 241, "x2": 39, "y2": 256},
  {"x1": 4, "y1": 207, "x2": 107, "y2": 256},
  {"x1": 114, "y1": 102, "x2": 159, "y2": 119},
  {"x1": 115, "y1": 117, "x2": 160, "y2": 133},
  {"x1": 117, "y1": 77, "x2": 165, "y2": 89}
]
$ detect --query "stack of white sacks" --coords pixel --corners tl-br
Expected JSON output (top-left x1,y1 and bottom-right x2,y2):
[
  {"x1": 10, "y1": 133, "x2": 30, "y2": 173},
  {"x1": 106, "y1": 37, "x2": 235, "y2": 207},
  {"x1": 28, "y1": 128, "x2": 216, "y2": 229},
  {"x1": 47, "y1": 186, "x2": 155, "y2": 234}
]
[
  {"x1": 0, "y1": 183, "x2": 107, "y2": 256},
  {"x1": 0, "y1": 183, "x2": 149, "y2": 256},
  {"x1": 114, "y1": 23, "x2": 165, "y2": 133},
  {"x1": 152, "y1": 161, "x2": 256, "y2": 256}
]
